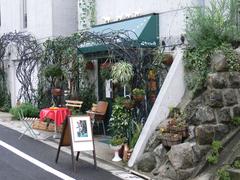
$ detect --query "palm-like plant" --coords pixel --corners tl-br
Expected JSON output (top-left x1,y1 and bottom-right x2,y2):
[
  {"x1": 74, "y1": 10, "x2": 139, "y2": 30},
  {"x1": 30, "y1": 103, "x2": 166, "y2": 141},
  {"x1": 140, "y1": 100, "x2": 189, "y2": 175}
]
[{"x1": 111, "y1": 61, "x2": 133, "y2": 85}]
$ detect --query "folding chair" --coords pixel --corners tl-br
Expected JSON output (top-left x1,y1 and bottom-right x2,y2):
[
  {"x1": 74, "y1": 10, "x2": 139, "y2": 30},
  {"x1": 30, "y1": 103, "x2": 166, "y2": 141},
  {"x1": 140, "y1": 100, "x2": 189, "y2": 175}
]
[
  {"x1": 18, "y1": 110, "x2": 40, "y2": 140},
  {"x1": 87, "y1": 101, "x2": 108, "y2": 135}
]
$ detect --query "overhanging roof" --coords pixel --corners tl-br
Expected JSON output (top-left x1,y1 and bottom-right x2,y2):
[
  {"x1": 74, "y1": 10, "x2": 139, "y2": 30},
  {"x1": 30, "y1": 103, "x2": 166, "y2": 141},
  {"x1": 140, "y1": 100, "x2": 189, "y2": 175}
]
[{"x1": 78, "y1": 13, "x2": 159, "y2": 54}]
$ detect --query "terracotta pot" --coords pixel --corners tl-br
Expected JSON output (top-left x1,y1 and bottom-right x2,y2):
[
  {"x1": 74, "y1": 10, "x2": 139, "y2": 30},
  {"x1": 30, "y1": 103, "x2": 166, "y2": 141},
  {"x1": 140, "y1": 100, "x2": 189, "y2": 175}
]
[
  {"x1": 148, "y1": 80, "x2": 157, "y2": 91},
  {"x1": 86, "y1": 61, "x2": 94, "y2": 70},
  {"x1": 169, "y1": 125, "x2": 188, "y2": 138},
  {"x1": 123, "y1": 100, "x2": 135, "y2": 110},
  {"x1": 162, "y1": 54, "x2": 173, "y2": 65},
  {"x1": 133, "y1": 95, "x2": 144, "y2": 102},
  {"x1": 160, "y1": 133, "x2": 182, "y2": 147},
  {"x1": 51, "y1": 88, "x2": 62, "y2": 96},
  {"x1": 149, "y1": 94, "x2": 157, "y2": 103},
  {"x1": 100, "y1": 62, "x2": 112, "y2": 69}
]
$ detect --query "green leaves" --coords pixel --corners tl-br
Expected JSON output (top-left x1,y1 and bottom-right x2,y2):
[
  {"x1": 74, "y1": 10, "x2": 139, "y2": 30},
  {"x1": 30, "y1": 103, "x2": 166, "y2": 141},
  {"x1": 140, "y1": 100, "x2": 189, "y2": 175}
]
[
  {"x1": 111, "y1": 61, "x2": 133, "y2": 85},
  {"x1": 108, "y1": 100, "x2": 131, "y2": 139}
]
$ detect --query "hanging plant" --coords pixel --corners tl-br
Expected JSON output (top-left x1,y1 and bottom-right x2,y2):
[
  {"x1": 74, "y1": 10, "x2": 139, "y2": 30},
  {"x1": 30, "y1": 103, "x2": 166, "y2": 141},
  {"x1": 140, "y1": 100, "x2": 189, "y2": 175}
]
[{"x1": 111, "y1": 61, "x2": 133, "y2": 86}]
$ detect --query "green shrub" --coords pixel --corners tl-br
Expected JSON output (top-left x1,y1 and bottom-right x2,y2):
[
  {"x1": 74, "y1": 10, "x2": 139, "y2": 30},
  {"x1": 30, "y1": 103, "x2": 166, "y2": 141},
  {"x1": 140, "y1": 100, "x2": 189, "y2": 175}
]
[
  {"x1": 233, "y1": 160, "x2": 240, "y2": 169},
  {"x1": 10, "y1": 103, "x2": 39, "y2": 120},
  {"x1": 207, "y1": 140, "x2": 222, "y2": 165},
  {"x1": 186, "y1": 0, "x2": 239, "y2": 49},
  {"x1": 231, "y1": 116, "x2": 240, "y2": 126},
  {"x1": 207, "y1": 153, "x2": 219, "y2": 164},
  {"x1": 108, "y1": 99, "x2": 131, "y2": 139},
  {"x1": 184, "y1": 0, "x2": 240, "y2": 96},
  {"x1": 217, "y1": 166, "x2": 231, "y2": 180}
]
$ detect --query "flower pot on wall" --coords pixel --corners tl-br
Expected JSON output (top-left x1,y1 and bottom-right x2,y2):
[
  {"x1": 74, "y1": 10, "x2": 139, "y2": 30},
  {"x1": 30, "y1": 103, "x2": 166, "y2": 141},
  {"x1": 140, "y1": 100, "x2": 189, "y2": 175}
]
[
  {"x1": 162, "y1": 53, "x2": 173, "y2": 65},
  {"x1": 86, "y1": 61, "x2": 94, "y2": 70},
  {"x1": 133, "y1": 95, "x2": 144, "y2": 102},
  {"x1": 51, "y1": 88, "x2": 62, "y2": 96},
  {"x1": 148, "y1": 80, "x2": 157, "y2": 91}
]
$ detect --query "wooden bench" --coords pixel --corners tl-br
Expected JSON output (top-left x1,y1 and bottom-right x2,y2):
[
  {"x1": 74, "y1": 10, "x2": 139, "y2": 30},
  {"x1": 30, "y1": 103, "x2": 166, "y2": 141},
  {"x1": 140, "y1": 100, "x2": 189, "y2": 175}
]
[{"x1": 65, "y1": 100, "x2": 83, "y2": 110}]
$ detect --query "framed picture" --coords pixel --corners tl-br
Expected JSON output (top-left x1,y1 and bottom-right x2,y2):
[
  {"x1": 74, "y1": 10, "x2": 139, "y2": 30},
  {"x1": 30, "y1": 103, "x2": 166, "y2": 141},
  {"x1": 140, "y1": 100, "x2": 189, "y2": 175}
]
[{"x1": 70, "y1": 116, "x2": 92, "y2": 142}]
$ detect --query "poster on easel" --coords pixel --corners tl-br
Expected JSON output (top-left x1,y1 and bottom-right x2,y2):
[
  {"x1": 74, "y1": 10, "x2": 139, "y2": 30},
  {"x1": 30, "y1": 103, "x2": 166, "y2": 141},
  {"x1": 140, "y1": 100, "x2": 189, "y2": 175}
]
[
  {"x1": 69, "y1": 116, "x2": 94, "y2": 151},
  {"x1": 55, "y1": 116, "x2": 96, "y2": 171}
]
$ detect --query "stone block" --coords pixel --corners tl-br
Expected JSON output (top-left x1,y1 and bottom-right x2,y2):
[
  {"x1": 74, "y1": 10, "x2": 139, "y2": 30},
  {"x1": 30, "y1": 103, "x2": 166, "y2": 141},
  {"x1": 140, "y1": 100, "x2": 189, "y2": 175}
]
[
  {"x1": 195, "y1": 106, "x2": 216, "y2": 124},
  {"x1": 195, "y1": 125, "x2": 215, "y2": 145},
  {"x1": 157, "y1": 161, "x2": 178, "y2": 180},
  {"x1": 223, "y1": 89, "x2": 238, "y2": 106},
  {"x1": 145, "y1": 131, "x2": 162, "y2": 152},
  {"x1": 168, "y1": 142, "x2": 196, "y2": 169},
  {"x1": 216, "y1": 107, "x2": 231, "y2": 123},
  {"x1": 137, "y1": 152, "x2": 156, "y2": 172},
  {"x1": 211, "y1": 50, "x2": 228, "y2": 72},
  {"x1": 232, "y1": 105, "x2": 240, "y2": 117},
  {"x1": 207, "y1": 73, "x2": 228, "y2": 89},
  {"x1": 206, "y1": 89, "x2": 223, "y2": 108},
  {"x1": 229, "y1": 72, "x2": 240, "y2": 88},
  {"x1": 214, "y1": 123, "x2": 229, "y2": 140},
  {"x1": 192, "y1": 144, "x2": 211, "y2": 160}
]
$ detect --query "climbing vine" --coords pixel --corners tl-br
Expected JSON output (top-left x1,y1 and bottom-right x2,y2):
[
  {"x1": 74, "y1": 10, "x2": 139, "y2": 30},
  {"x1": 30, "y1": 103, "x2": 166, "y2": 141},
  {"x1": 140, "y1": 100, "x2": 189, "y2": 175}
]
[
  {"x1": 0, "y1": 32, "x2": 42, "y2": 106},
  {"x1": 78, "y1": 0, "x2": 96, "y2": 30}
]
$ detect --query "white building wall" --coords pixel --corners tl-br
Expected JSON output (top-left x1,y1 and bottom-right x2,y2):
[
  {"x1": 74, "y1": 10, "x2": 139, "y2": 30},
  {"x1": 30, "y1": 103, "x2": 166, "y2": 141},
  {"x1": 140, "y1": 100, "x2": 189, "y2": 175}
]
[
  {"x1": 95, "y1": 0, "x2": 201, "y2": 43},
  {"x1": 0, "y1": 0, "x2": 78, "y2": 106},
  {"x1": 0, "y1": 0, "x2": 22, "y2": 34},
  {"x1": 27, "y1": 0, "x2": 53, "y2": 40},
  {"x1": 52, "y1": 0, "x2": 78, "y2": 37}
]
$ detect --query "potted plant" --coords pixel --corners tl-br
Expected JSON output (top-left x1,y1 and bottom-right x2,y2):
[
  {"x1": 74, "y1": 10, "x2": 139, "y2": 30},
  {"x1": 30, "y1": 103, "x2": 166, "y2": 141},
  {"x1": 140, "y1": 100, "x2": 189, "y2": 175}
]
[
  {"x1": 100, "y1": 62, "x2": 112, "y2": 80},
  {"x1": 111, "y1": 61, "x2": 133, "y2": 96},
  {"x1": 110, "y1": 136, "x2": 125, "y2": 162},
  {"x1": 108, "y1": 99, "x2": 131, "y2": 161},
  {"x1": 43, "y1": 64, "x2": 64, "y2": 96},
  {"x1": 85, "y1": 61, "x2": 94, "y2": 70},
  {"x1": 132, "y1": 88, "x2": 145, "y2": 102}
]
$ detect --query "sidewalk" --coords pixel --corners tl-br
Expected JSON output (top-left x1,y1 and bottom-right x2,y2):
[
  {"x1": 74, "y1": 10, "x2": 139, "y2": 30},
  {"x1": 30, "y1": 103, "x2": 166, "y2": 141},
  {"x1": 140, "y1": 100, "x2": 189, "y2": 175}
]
[{"x1": 0, "y1": 112, "x2": 148, "y2": 180}]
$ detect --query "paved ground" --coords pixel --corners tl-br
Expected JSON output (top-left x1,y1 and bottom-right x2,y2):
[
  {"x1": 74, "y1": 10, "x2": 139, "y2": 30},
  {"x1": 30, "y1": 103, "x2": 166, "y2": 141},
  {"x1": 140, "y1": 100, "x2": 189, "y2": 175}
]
[
  {"x1": 0, "y1": 124, "x2": 123, "y2": 180},
  {"x1": 0, "y1": 112, "x2": 146, "y2": 180}
]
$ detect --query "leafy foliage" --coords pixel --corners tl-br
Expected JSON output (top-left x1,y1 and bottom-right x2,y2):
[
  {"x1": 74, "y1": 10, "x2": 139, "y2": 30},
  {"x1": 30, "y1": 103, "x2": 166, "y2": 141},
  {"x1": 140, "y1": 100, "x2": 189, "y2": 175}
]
[
  {"x1": 10, "y1": 103, "x2": 39, "y2": 120},
  {"x1": 233, "y1": 159, "x2": 240, "y2": 169},
  {"x1": 110, "y1": 136, "x2": 125, "y2": 146},
  {"x1": 186, "y1": 0, "x2": 239, "y2": 49},
  {"x1": 217, "y1": 166, "x2": 231, "y2": 180},
  {"x1": 108, "y1": 98, "x2": 131, "y2": 139},
  {"x1": 132, "y1": 88, "x2": 145, "y2": 96},
  {"x1": 231, "y1": 116, "x2": 240, "y2": 125},
  {"x1": 129, "y1": 121, "x2": 143, "y2": 149},
  {"x1": 111, "y1": 61, "x2": 133, "y2": 85},
  {"x1": 207, "y1": 140, "x2": 222, "y2": 165},
  {"x1": 184, "y1": 0, "x2": 240, "y2": 96}
]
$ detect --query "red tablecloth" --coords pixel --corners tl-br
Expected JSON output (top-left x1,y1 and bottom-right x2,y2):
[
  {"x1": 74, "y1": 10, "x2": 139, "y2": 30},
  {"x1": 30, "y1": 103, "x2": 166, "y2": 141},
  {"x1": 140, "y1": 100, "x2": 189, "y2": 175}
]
[{"x1": 39, "y1": 107, "x2": 71, "y2": 126}]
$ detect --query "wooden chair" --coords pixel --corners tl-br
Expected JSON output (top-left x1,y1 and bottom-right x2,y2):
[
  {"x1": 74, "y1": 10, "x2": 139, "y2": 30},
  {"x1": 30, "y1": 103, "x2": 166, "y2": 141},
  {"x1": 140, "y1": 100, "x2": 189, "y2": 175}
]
[
  {"x1": 65, "y1": 100, "x2": 83, "y2": 112},
  {"x1": 87, "y1": 101, "x2": 108, "y2": 135}
]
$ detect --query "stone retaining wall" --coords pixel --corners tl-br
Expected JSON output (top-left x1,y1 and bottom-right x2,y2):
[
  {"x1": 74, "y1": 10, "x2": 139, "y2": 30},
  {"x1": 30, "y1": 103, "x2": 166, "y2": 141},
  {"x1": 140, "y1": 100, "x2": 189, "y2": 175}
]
[{"x1": 135, "y1": 49, "x2": 240, "y2": 180}]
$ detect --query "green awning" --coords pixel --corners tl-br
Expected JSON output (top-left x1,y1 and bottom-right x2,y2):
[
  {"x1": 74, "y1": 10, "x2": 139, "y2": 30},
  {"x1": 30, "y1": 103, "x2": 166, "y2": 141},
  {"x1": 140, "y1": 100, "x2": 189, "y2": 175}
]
[{"x1": 78, "y1": 13, "x2": 159, "y2": 54}]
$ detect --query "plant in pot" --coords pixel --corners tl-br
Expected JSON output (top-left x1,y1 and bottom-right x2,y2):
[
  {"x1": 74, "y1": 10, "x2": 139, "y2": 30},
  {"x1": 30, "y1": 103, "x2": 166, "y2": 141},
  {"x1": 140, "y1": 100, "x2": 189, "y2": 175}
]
[
  {"x1": 44, "y1": 64, "x2": 64, "y2": 96},
  {"x1": 108, "y1": 99, "x2": 131, "y2": 161},
  {"x1": 132, "y1": 88, "x2": 145, "y2": 102},
  {"x1": 100, "y1": 62, "x2": 112, "y2": 80},
  {"x1": 111, "y1": 61, "x2": 133, "y2": 96},
  {"x1": 110, "y1": 136, "x2": 125, "y2": 162}
]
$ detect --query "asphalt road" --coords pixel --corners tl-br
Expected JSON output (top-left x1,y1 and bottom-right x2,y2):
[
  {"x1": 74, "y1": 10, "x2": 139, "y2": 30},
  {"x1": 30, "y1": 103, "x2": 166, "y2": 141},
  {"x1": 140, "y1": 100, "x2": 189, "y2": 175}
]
[{"x1": 0, "y1": 124, "x2": 121, "y2": 180}]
